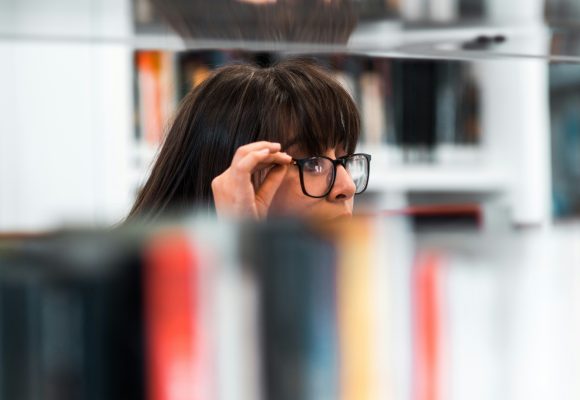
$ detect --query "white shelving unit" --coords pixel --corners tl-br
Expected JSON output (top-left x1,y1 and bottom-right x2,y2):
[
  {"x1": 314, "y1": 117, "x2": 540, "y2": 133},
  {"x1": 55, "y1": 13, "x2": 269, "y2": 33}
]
[
  {"x1": 0, "y1": 0, "x2": 134, "y2": 231},
  {"x1": 357, "y1": 144, "x2": 504, "y2": 192},
  {"x1": 0, "y1": 0, "x2": 554, "y2": 230},
  {"x1": 367, "y1": 165, "x2": 508, "y2": 193},
  {"x1": 122, "y1": 5, "x2": 555, "y2": 227}
]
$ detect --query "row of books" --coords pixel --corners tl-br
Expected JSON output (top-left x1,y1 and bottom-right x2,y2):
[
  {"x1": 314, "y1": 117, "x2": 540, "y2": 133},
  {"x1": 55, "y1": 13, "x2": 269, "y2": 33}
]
[
  {"x1": 0, "y1": 218, "x2": 406, "y2": 400},
  {"x1": 134, "y1": 49, "x2": 482, "y2": 150},
  {"x1": 0, "y1": 231, "x2": 145, "y2": 400},
  {"x1": 130, "y1": 217, "x2": 409, "y2": 400},
  {"x1": 1, "y1": 216, "x2": 580, "y2": 399}
]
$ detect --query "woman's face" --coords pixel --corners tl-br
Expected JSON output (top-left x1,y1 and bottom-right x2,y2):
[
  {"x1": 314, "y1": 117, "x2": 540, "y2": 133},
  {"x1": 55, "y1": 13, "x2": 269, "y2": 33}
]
[{"x1": 267, "y1": 146, "x2": 356, "y2": 221}]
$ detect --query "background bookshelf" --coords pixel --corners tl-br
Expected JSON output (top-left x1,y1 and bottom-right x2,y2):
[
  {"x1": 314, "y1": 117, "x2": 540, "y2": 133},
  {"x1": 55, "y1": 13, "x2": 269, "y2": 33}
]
[
  {"x1": 1, "y1": 0, "x2": 580, "y2": 231},
  {"x1": 130, "y1": 48, "x2": 547, "y2": 226}
]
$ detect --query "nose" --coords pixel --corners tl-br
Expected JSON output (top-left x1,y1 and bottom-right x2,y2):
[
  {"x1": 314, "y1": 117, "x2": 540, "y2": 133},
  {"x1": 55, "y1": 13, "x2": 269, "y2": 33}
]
[{"x1": 328, "y1": 164, "x2": 356, "y2": 201}]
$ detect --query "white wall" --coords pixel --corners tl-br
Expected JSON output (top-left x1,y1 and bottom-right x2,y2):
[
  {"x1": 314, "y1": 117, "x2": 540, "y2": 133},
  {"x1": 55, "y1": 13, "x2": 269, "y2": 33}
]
[{"x1": 0, "y1": 0, "x2": 133, "y2": 231}]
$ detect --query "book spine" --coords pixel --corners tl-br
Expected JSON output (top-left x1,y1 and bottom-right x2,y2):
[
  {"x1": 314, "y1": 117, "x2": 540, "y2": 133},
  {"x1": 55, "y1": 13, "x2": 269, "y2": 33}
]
[
  {"x1": 360, "y1": 72, "x2": 387, "y2": 146},
  {"x1": 136, "y1": 51, "x2": 163, "y2": 145},
  {"x1": 336, "y1": 220, "x2": 375, "y2": 400},
  {"x1": 412, "y1": 251, "x2": 443, "y2": 400},
  {"x1": 144, "y1": 231, "x2": 204, "y2": 400}
]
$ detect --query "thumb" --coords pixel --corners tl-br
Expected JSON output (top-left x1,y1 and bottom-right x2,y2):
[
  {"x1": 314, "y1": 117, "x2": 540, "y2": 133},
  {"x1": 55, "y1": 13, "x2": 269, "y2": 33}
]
[{"x1": 254, "y1": 164, "x2": 289, "y2": 216}]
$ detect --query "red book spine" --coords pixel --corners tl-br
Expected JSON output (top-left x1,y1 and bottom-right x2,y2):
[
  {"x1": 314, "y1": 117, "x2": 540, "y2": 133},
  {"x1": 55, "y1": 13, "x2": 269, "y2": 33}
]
[
  {"x1": 144, "y1": 231, "x2": 199, "y2": 400},
  {"x1": 413, "y1": 252, "x2": 442, "y2": 400}
]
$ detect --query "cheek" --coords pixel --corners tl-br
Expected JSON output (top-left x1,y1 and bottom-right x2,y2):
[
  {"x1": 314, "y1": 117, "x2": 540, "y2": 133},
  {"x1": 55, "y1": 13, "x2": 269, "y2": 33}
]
[{"x1": 269, "y1": 170, "x2": 319, "y2": 214}]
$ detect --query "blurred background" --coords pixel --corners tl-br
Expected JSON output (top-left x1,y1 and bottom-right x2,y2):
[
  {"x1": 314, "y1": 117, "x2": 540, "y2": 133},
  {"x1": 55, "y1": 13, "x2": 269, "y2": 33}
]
[
  {"x1": 2, "y1": 1, "x2": 580, "y2": 400},
  {"x1": 1, "y1": 0, "x2": 580, "y2": 231}
]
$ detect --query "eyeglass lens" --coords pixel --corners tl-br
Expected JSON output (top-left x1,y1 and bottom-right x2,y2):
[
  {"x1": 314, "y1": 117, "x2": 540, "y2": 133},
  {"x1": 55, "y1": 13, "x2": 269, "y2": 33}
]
[
  {"x1": 345, "y1": 154, "x2": 368, "y2": 194},
  {"x1": 301, "y1": 155, "x2": 368, "y2": 197},
  {"x1": 302, "y1": 158, "x2": 335, "y2": 197}
]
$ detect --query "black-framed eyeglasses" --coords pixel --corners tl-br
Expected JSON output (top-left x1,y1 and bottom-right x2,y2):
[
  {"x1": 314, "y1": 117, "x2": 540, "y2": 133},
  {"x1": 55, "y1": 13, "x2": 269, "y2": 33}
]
[{"x1": 292, "y1": 153, "x2": 372, "y2": 198}]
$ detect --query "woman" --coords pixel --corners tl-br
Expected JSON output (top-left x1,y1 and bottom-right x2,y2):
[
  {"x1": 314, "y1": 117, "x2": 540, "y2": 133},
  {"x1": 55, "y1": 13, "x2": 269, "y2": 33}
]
[{"x1": 128, "y1": 58, "x2": 371, "y2": 221}]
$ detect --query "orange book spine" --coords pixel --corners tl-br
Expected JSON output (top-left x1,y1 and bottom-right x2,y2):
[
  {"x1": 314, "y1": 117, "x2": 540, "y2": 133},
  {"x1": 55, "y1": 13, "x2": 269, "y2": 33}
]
[
  {"x1": 337, "y1": 220, "x2": 373, "y2": 400},
  {"x1": 137, "y1": 51, "x2": 163, "y2": 145}
]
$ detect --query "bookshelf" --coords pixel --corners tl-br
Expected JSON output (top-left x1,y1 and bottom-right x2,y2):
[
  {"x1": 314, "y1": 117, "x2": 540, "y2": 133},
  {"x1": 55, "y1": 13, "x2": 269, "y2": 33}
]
[
  {"x1": 129, "y1": 39, "x2": 551, "y2": 226},
  {"x1": 0, "y1": 0, "x2": 564, "y2": 231},
  {"x1": 2, "y1": 216, "x2": 580, "y2": 399}
]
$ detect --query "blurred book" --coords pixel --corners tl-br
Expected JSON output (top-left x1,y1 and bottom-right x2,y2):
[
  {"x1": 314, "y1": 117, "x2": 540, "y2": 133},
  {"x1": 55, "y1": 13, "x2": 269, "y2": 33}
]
[
  {"x1": 134, "y1": 0, "x2": 167, "y2": 34},
  {"x1": 135, "y1": 51, "x2": 177, "y2": 145},
  {"x1": 412, "y1": 251, "x2": 442, "y2": 400},
  {"x1": 2, "y1": 217, "x2": 580, "y2": 399},
  {"x1": 546, "y1": 0, "x2": 580, "y2": 24},
  {"x1": 382, "y1": 203, "x2": 483, "y2": 230},
  {"x1": 393, "y1": 60, "x2": 438, "y2": 156},
  {"x1": 549, "y1": 63, "x2": 580, "y2": 219},
  {"x1": 360, "y1": 71, "x2": 387, "y2": 145},
  {"x1": 0, "y1": 232, "x2": 145, "y2": 400}
]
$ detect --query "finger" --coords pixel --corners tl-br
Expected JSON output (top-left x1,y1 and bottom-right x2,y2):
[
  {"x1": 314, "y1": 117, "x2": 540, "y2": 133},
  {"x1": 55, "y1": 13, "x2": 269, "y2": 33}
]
[
  {"x1": 236, "y1": 150, "x2": 292, "y2": 174},
  {"x1": 255, "y1": 164, "x2": 289, "y2": 212},
  {"x1": 232, "y1": 141, "x2": 281, "y2": 162},
  {"x1": 237, "y1": 150, "x2": 291, "y2": 175},
  {"x1": 252, "y1": 155, "x2": 294, "y2": 172}
]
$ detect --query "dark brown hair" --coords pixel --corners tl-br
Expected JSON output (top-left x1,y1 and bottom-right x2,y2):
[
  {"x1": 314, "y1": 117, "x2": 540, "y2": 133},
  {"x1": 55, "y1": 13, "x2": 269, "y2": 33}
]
[{"x1": 128, "y1": 58, "x2": 360, "y2": 221}]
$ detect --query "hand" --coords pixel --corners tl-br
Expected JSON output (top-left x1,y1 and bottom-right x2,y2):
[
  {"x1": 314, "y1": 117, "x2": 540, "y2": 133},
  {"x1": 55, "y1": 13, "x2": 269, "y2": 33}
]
[{"x1": 211, "y1": 141, "x2": 292, "y2": 219}]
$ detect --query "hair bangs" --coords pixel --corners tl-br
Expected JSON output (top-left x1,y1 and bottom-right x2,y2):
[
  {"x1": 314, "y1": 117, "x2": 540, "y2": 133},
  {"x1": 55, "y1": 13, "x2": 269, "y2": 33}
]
[
  {"x1": 291, "y1": 85, "x2": 359, "y2": 157},
  {"x1": 260, "y1": 59, "x2": 360, "y2": 157}
]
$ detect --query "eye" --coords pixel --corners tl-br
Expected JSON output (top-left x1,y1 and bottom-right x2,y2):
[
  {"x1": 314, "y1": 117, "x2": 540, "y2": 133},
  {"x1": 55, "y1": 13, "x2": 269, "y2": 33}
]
[{"x1": 303, "y1": 158, "x2": 329, "y2": 175}]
